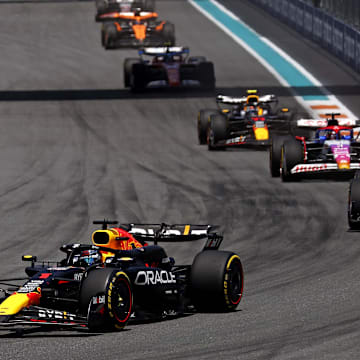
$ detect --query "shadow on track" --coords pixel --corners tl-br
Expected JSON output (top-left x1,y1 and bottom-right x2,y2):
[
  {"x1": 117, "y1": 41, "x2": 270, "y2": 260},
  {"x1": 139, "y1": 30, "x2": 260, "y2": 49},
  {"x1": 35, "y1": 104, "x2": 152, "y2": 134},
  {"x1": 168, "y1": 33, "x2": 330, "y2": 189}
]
[{"x1": 0, "y1": 85, "x2": 358, "y2": 102}]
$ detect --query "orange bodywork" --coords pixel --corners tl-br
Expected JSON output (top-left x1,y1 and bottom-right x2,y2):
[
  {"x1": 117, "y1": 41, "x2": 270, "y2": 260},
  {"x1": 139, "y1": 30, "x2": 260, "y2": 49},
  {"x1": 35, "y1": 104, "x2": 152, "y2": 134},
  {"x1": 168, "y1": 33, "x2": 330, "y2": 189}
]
[{"x1": 132, "y1": 24, "x2": 147, "y2": 40}]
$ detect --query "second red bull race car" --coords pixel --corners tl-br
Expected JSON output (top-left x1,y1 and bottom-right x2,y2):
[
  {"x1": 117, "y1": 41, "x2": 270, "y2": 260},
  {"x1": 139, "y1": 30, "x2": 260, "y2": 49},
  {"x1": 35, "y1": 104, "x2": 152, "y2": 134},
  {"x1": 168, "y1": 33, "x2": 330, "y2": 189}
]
[
  {"x1": 0, "y1": 220, "x2": 244, "y2": 333},
  {"x1": 270, "y1": 114, "x2": 360, "y2": 181},
  {"x1": 197, "y1": 90, "x2": 293, "y2": 150},
  {"x1": 123, "y1": 47, "x2": 215, "y2": 91}
]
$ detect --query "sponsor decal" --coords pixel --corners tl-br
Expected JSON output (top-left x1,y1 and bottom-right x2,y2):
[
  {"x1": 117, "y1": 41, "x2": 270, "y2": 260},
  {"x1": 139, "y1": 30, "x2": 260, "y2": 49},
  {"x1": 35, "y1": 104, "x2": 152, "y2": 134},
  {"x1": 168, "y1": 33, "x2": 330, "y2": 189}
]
[
  {"x1": 18, "y1": 280, "x2": 44, "y2": 293},
  {"x1": 74, "y1": 273, "x2": 83, "y2": 281},
  {"x1": 134, "y1": 270, "x2": 176, "y2": 286},
  {"x1": 130, "y1": 227, "x2": 207, "y2": 236},
  {"x1": 38, "y1": 309, "x2": 75, "y2": 321},
  {"x1": 225, "y1": 136, "x2": 246, "y2": 145},
  {"x1": 292, "y1": 164, "x2": 328, "y2": 173},
  {"x1": 92, "y1": 295, "x2": 105, "y2": 305}
]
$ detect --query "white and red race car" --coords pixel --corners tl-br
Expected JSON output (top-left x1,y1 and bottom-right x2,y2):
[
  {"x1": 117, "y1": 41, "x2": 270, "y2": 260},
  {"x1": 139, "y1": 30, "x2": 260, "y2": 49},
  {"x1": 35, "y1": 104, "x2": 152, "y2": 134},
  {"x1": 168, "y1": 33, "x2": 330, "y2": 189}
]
[{"x1": 270, "y1": 114, "x2": 360, "y2": 181}]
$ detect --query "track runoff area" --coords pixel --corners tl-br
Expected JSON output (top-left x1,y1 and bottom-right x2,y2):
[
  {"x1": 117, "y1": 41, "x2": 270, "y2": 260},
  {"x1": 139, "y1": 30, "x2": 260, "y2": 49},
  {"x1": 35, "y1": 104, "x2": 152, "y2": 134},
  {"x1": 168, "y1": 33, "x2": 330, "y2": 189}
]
[{"x1": 189, "y1": 0, "x2": 358, "y2": 123}]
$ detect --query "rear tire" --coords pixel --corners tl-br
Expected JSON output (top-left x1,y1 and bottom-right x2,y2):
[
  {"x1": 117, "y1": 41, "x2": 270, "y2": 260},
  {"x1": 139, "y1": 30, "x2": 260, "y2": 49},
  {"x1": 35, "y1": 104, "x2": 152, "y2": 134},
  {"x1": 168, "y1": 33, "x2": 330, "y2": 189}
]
[
  {"x1": 191, "y1": 251, "x2": 244, "y2": 312},
  {"x1": 348, "y1": 172, "x2": 360, "y2": 229},
  {"x1": 281, "y1": 139, "x2": 303, "y2": 182},
  {"x1": 198, "y1": 62, "x2": 215, "y2": 90},
  {"x1": 102, "y1": 23, "x2": 117, "y2": 49},
  {"x1": 124, "y1": 58, "x2": 141, "y2": 88},
  {"x1": 198, "y1": 109, "x2": 215, "y2": 145},
  {"x1": 208, "y1": 113, "x2": 228, "y2": 151},
  {"x1": 130, "y1": 63, "x2": 147, "y2": 92},
  {"x1": 162, "y1": 22, "x2": 175, "y2": 45},
  {"x1": 80, "y1": 269, "x2": 132, "y2": 332}
]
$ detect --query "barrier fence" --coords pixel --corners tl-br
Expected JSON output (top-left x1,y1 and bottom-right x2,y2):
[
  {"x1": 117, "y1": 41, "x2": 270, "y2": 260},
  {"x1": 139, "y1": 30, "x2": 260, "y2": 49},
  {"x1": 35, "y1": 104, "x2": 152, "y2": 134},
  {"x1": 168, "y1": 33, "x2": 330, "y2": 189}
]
[{"x1": 252, "y1": 0, "x2": 360, "y2": 73}]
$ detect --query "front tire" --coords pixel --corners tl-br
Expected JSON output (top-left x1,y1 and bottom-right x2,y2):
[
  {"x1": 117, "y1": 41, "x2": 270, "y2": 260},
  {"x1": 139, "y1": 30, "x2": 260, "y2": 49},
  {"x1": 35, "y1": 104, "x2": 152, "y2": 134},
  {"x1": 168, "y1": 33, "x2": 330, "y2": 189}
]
[
  {"x1": 281, "y1": 139, "x2": 303, "y2": 182},
  {"x1": 80, "y1": 269, "x2": 132, "y2": 332},
  {"x1": 348, "y1": 172, "x2": 360, "y2": 229},
  {"x1": 190, "y1": 251, "x2": 244, "y2": 312},
  {"x1": 198, "y1": 109, "x2": 215, "y2": 145},
  {"x1": 208, "y1": 113, "x2": 228, "y2": 150}
]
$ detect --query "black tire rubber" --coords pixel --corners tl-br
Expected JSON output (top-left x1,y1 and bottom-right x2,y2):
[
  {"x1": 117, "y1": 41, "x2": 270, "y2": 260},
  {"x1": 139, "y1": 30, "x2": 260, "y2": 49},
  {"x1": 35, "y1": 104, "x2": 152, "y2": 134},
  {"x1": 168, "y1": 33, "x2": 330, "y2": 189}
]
[
  {"x1": 281, "y1": 139, "x2": 303, "y2": 182},
  {"x1": 124, "y1": 58, "x2": 141, "y2": 88},
  {"x1": 208, "y1": 113, "x2": 228, "y2": 151},
  {"x1": 198, "y1": 109, "x2": 216, "y2": 145},
  {"x1": 80, "y1": 268, "x2": 132, "y2": 332},
  {"x1": 130, "y1": 63, "x2": 147, "y2": 92},
  {"x1": 270, "y1": 135, "x2": 291, "y2": 177},
  {"x1": 348, "y1": 172, "x2": 360, "y2": 229},
  {"x1": 102, "y1": 23, "x2": 117, "y2": 49},
  {"x1": 198, "y1": 62, "x2": 215, "y2": 90},
  {"x1": 96, "y1": 0, "x2": 107, "y2": 12},
  {"x1": 190, "y1": 251, "x2": 244, "y2": 312},
  {"x1": 162, "y1": 22, "x2": 175, "y2": 45},
  {"x1": 144, "y1": 0, "x2": 155, "y2": 11}
]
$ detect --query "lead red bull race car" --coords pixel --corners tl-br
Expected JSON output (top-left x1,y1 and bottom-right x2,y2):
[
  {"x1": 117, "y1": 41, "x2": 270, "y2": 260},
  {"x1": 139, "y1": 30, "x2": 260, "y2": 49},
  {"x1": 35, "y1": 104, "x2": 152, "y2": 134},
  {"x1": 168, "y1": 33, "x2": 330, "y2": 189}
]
[
  {"x1": 0, "y1": 220, "x2": 244, "y2": 334},
  {"x1": 197, "y1": 90, "x2": 293, "y2": 150},
  {"x1": 270, "y1": 114, "x2": 360, "y2": 181},
  {"x1": 123, "y1": 47, "x2": 215, "y2": 91},
  {"x1": 97, "y1": 10, "x2": 175, "y2": 49}
]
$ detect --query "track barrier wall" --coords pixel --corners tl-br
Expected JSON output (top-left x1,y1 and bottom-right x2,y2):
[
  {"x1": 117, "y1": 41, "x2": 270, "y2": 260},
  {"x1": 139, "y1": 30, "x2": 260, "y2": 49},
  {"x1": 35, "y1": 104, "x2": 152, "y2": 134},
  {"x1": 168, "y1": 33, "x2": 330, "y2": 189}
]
[{"x1": 252, "y1": 0, "x2": 360, "y2": 74}]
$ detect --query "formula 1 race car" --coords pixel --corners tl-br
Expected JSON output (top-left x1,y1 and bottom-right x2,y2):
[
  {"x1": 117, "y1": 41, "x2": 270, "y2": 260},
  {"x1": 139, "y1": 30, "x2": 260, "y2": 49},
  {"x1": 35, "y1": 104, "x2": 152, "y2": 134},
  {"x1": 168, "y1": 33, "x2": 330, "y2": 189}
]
[
  {"x1": 97, "y1": 10, "x2": 175, "y2": 49},
  {"x1": 0, "y1": 220, "x2": 244, "y2": 333},
  {"x1": 197, "y1": 90, "x2": 293, "y2": 150},
  {"x1": 270, "y1": 114, "x2": 360, "y2": 181},
  {"x1": 348, "y1": 171, "x2": 360, "y2": 229},
  {"x1": 96, "y1": 0, "x2": 155, "y2": 16},
  {"x1": 124, "y1": 47, "x2": 215, "y2": 91}
]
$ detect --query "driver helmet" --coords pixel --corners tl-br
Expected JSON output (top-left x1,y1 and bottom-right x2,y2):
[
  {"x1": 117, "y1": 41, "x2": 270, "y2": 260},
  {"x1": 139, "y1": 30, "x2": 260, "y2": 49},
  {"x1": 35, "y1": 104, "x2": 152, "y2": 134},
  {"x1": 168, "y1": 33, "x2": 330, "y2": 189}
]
[
  {"x1": 72, "y1": 249, "x2": 100, "y2": 267},
  {"x1": 329, "y1": 130, "x2": 337, "y2": 140}
]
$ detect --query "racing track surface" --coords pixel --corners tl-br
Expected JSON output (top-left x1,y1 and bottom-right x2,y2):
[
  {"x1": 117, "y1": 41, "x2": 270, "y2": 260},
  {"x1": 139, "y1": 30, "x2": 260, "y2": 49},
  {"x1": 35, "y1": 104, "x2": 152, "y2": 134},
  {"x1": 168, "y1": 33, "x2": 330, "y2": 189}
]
[{"x1": 0, "y1": 0, "x2": 360, "y2": 359}]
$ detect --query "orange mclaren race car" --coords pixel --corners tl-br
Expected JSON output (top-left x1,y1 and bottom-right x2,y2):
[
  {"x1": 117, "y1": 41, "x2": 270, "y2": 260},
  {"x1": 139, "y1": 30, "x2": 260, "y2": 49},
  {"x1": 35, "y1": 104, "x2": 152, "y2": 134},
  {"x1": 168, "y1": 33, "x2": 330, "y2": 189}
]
[
  {"x1": 97, "y1": 9, "x2": 175, "y2": 49},
  {"x1": 0, "y1": 220, "x2": 243, "y2": 333},
  {"x1": 197, "y1": 90, "x2": 293, "y2": 150}
]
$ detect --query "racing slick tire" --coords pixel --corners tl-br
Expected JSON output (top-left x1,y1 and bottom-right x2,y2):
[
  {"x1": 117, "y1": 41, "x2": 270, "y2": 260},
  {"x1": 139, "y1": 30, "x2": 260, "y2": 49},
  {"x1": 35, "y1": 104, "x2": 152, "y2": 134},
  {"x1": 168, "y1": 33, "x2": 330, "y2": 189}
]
[
  {"x1": 198, "y1": 62, "x2": 215, "y2": 90},
  {"x1": 124, "y1": 58, "x2": 141, "y2": 88},
  {"x1": 80, "y1": 268, "x2": 132, "y2": 332},
  {"x1": 281, "y1": 139, "x2": 303, "y2": 182},
  {"x1": 270, "y1": 135, "x2": 291, "y2": 177},
  {"x1": 198, "y1": 109, "x2": 216, "y2": 145},
  {"x1": 162, "y1": 22, "x2": 175, "y2": 45},
  {"x1": 143, "y1": 0, "x2": 155, "y2": 11},
  {"x1": 96, "y1": 0, "x2": 107, "y2": 12},
  {"x1": 190, "y1": 251, "x2": 244, "y2": 312},
  {"x1": 130, "y1": 63, "x2": 147, "y2": 92},
  {"x1": 348, "y1": 172, "x2": 360, "y2": 229},
  {"x1": 208, "y1": 113, "x2": 228, "y2": 151},
  {"x1": 102, "y1": 23, "x2": 117, "y2": 49}
]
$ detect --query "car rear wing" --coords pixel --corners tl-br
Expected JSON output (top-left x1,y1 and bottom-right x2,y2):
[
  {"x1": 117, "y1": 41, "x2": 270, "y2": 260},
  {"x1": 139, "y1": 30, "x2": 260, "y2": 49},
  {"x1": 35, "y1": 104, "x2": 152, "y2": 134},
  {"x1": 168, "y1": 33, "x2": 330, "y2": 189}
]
[
  {"x1": 125, "y1": 223, "x2": 223, "y2": 249},
  {"x1": 296, "y1": 118, "x2": 360, "y2": 128},
  {"x1": 139, "y1": 47, "x2": 190, "y2": 56},
  {"x1": 96, "y1": 11, "x2": 157, "y2": 22},
  {"x1": 216, "y1": 94, "x2": 277, "y2": 105}
]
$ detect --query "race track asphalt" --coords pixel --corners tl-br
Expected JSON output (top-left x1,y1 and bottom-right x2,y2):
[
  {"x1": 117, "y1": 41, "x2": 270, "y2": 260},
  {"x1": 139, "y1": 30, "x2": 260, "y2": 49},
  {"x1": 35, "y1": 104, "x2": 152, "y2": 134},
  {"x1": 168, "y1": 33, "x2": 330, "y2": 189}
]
[{"x1": 0, "y1": 1, "x2": 360, "y2": 359}]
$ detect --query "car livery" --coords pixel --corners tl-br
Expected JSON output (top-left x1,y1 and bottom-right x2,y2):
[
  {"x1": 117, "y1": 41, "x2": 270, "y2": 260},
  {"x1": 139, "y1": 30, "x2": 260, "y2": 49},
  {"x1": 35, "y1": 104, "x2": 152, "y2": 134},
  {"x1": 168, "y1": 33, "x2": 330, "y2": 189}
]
[
  {"x1": 123, "y1": 47, "x2": 215, "y2": 91},
  {"x1": 0, "y1": 220, "x2": 244, "y2": 333},
  {"x1": 197, "y1": 90, "x2": 294, "y2": 149},
  {"x1": 97, "y1": 10, "x2": 175, "y2": 49},
  {"x1": 270, "y1": 114, "x2": 360, "y2": 181}
]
